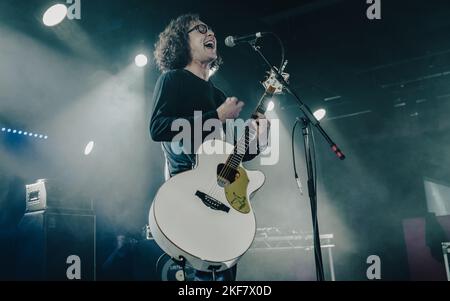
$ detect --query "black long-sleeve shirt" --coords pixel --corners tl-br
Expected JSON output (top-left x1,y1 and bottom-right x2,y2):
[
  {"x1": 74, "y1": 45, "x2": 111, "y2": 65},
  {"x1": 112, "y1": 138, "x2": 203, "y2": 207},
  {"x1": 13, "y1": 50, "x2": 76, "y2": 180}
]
[{"x1": 149, "y1": 69, "x2": 258, "y2": 177}]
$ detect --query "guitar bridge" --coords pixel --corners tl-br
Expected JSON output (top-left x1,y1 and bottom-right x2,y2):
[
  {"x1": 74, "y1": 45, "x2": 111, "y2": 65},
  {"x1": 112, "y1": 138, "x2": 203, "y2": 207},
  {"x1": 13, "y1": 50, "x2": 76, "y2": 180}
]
[{"x1": 195, "y1": 191, "x2": 230, "y2": 213}]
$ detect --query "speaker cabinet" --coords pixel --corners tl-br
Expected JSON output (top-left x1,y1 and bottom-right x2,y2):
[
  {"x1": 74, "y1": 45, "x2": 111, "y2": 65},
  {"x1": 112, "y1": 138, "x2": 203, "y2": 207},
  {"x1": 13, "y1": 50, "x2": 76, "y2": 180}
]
[{"x1": 16, "y1": 210, "x2": 95, "y2": 281}]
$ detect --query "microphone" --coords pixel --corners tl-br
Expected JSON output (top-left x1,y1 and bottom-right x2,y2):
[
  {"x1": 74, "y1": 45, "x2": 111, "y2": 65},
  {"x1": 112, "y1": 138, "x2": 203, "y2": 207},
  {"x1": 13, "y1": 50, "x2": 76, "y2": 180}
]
[{"x1": 224, "y1": 32, "x2": 267, "y2": 47}]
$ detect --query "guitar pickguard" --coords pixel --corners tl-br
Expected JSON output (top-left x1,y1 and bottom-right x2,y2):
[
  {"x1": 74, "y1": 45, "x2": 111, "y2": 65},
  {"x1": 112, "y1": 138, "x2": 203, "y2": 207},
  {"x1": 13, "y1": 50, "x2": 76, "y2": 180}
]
[{"x1": 224, "y1": 166, "x2": 251, "y2": 214}]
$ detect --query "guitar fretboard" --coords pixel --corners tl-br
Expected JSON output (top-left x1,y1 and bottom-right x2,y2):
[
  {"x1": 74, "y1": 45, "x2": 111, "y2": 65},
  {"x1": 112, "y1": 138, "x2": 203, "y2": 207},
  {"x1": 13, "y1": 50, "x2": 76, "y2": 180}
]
[{"x1": 224, "y1": 86, "x2": 275, "y2": 170}]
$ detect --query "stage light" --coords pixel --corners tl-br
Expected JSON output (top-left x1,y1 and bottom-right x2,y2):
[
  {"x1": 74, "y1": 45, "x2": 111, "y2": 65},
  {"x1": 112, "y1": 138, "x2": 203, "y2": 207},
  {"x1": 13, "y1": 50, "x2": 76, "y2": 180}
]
[
  {"x1": 43, "y1": 4, "x2": 67, "y2": 27},
  {"x1": 44, "y1": 136, "x2": 48, "y2": 139},
  {"x1": 313, "y1": 108, "x2": 326, "y2": 121},
  {"x1": 1, "y1": 125, "x2": 48, "y2": 139},
  {"x1": 267, "y1": 101, "x2": 275, "y2": 112},
  {"x1": 1, "y1": 126, "x2": 48, "y2": 139},
  {"x1": 84, "y1": 141, "x2": 94, "y2": 155},
  {"x1": 135, "y1": 54, "x2": 148, "y2": 67}
]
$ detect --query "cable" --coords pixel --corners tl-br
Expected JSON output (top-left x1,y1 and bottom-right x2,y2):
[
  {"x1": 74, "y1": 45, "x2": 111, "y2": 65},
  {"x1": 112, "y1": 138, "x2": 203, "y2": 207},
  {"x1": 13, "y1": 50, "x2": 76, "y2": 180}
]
[
  {"x1": 155, "y1": 253, "x2": 169, "y2": 277},
  {"x1": 311, "y1": 123, "x2": 318, "y2": 200},
  {"x1": 292, "y1": 119, "x2": 302, "y2": 194},
  {"x1": 292, "y1": 118, "x2": 325, "y2": 280},
  {"x1": 309, "y1": 121, "x2": 324, "y2": 280},
  {"x1": 253, "y1": 32, "x2": 285, "y2": 72},
  {"x1": 267, "y1": 32, "x2": 285, "y2": 72}
]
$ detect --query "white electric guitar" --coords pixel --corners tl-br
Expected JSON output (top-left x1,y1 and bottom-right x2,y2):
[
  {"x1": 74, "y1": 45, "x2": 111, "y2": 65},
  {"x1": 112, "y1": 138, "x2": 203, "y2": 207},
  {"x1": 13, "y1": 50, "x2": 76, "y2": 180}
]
[{"x1": 149, "y1": 71, "x2": 287, "y2": 273}]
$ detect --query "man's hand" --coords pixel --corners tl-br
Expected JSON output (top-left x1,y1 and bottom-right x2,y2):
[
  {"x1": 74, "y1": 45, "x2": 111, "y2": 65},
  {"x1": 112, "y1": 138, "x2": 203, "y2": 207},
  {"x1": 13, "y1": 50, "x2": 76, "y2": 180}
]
[
  {"x1": 217, "y1": 97, "x2": 244, "y2": 122},
  {"x1": 251, "y1": 112, "x2": 271, "y2": 148}
]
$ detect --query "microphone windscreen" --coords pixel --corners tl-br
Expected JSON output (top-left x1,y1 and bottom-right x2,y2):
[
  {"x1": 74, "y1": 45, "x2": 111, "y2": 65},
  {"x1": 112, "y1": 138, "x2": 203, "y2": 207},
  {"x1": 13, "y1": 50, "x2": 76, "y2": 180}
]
[{"x1": 224, "y1": 36, "x2": 235, "y2": 47}]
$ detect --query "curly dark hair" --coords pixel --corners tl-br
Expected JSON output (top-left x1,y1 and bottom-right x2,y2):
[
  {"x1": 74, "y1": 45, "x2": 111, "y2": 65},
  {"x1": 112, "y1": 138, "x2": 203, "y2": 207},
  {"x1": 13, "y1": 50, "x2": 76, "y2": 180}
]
[{"x1": 154, "y1": 14, "x2": 222, "y2": 72}]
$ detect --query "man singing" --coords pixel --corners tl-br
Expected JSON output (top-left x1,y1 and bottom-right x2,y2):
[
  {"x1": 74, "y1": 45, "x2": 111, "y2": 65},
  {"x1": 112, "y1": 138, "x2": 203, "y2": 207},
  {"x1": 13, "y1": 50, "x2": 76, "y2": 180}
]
[{"x1": 150, "y1": 14, "x2": 268, "y2": 281}]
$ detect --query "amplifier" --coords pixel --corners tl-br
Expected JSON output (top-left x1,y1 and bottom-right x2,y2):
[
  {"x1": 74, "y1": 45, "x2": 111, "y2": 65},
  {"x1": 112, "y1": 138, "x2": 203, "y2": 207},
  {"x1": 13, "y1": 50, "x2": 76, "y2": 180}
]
[
  {"x1": 16, "y1": 210, "x2": 96, "y2": 281},
  {"x1": 26, "y1": 179, "x2": 93, "y2": 212}
]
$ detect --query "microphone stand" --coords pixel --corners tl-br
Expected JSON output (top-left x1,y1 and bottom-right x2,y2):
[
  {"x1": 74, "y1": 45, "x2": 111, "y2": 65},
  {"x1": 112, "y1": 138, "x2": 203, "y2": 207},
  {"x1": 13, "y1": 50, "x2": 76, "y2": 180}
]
[{"x1": 247, "y1": 39, "x2": 346, "y2": 281}]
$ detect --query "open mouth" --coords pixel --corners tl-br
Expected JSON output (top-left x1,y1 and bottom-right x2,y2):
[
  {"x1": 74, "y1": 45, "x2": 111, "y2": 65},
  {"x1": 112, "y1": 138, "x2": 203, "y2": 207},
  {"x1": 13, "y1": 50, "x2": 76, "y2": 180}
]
[{"x1": 204, "y1": 41, "x2": 215, "y2": 50}]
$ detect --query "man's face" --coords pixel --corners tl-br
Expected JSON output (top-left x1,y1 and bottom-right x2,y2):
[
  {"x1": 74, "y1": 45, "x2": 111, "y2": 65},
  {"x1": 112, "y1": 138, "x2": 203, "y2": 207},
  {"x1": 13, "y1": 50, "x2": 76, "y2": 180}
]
[{"x1": 187, "y1": 20, "x2": 217, "y2": 65}]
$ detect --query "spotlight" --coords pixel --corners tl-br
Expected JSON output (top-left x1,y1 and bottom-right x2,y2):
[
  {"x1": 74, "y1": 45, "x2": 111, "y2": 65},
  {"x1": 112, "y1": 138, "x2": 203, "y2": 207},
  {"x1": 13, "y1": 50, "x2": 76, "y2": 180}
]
[
  {"x1": 266, "y1": 101, "x2": 275, "y2": 112},
  {"x1": 135, "y1": 54, "x2": 148, "y2": 67},
  {"x1": 44, "y1": 136, "x2": 48, "y2": 139},
  {"x1": 29, "y1": 133, "x2": 33, "y2": 136},
  {"x1": 39, "y1": 135, "x2": 43, "y2": 138},
  {"x1": 34, "y1": 134, "x2": 38, "y2": 137},
  {"x1": 84, "y1": 141, "x2": 94, "y2": 155},
  {"x1": 43, "y1": 4, "x2": 68, "y2": 27},
  {"x1": 313, "y1": 108, "x2": 326, "y2": 121},
  {"x1": 18, "y1": 131, "x2": 22, "y2": 134},
  {"x1": 23, "y1": 132, "x2": 28, "y2": 135},
  {"x1": 7, "y1": 129, "x2": 11, "y2": 133},
  {"x1": 1, "y1": 128, "x2": 5, "y2": 132},
  {"x1": 12, "y1": 130, "x2": 17, "y2": 133}
]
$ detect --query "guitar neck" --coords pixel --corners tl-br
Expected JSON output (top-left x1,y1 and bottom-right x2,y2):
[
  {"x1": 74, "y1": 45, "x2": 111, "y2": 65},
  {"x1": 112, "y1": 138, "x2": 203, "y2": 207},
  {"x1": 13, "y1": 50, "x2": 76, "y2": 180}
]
[{"x1": 225, "y1": 86, "x2": 276, "y2": 169}]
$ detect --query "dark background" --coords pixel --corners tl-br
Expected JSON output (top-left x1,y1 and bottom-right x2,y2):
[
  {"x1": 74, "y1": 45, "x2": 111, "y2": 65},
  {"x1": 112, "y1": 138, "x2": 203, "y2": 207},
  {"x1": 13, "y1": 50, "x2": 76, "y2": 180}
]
[{"x1": 1, "y1": 0, "x2": 450, "y2": 280}]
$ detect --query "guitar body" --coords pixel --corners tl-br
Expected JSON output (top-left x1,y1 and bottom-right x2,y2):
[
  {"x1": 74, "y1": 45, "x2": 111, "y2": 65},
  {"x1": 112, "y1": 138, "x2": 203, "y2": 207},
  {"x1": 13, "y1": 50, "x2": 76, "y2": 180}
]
[{"x1": 149, "y1": 139, "x2": 265, "y2": 272}]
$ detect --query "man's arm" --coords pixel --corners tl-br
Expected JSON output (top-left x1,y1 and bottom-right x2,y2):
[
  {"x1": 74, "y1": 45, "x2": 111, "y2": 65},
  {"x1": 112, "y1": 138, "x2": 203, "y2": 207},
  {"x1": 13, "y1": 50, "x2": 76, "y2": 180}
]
[
  {"x1": 149, "y1": 72, "x2": 218, "y2": 142},
  {"x1": 216, "y1": 91, "x2": 269, "y2": 163}
]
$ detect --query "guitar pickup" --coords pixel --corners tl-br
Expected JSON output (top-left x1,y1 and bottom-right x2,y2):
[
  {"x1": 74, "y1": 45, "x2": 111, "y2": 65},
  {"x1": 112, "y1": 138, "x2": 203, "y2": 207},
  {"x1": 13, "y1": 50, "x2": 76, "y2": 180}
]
[{"x1": 195, "y1": 191, "x2": 230, "y2": 213}]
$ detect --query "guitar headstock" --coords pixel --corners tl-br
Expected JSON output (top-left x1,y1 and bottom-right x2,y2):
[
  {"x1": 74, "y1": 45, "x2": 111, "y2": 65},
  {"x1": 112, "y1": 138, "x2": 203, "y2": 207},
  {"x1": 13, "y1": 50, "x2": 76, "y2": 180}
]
[{"x1": 261, "y1": 61, "x2": 290, "y2": 94}]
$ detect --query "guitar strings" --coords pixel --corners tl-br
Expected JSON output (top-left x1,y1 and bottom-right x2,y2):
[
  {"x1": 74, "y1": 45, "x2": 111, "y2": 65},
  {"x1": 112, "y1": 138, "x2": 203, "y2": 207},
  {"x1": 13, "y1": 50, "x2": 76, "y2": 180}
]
[
  {"x1": 207, "y1": 97, "x2": 267, "y2": 200},
  {"x1": 206, "y1": 122, "x2": 250, "y2": 200},
  {"x1": 206, "y1": 100, "x2": 266, "y2": 202}
]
